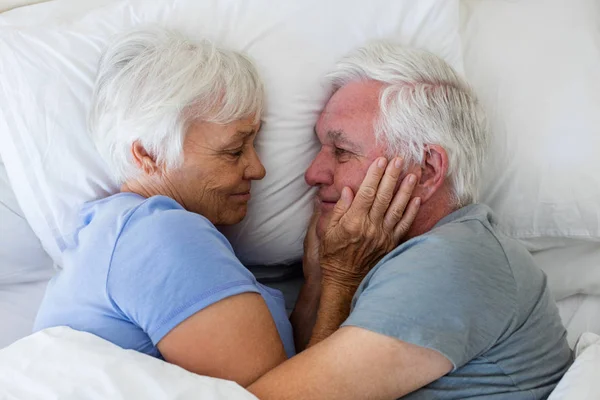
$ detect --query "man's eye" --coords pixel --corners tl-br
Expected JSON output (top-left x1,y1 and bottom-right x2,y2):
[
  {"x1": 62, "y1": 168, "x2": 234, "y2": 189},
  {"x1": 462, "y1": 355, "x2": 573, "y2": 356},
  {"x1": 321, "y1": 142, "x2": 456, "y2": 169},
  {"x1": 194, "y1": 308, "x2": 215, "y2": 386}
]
[{"x1": 334, "y1": 147, "x2": 350, "y2": 157}]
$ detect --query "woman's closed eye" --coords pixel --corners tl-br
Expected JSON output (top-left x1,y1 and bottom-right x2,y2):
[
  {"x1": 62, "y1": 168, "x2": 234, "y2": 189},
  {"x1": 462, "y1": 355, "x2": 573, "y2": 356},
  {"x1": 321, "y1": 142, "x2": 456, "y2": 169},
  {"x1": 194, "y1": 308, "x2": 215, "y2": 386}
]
[{"x1": 223, "y1": 147, "x2": 244, "y2": 160}]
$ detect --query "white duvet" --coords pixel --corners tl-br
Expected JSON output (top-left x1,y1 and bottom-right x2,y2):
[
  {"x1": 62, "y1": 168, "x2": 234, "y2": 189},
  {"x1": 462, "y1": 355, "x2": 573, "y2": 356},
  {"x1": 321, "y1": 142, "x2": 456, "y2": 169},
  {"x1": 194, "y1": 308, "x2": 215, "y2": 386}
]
[
  {"x1": 2, "y1": 327, "x2": 600, "y2": 399},
  {"x1": 0, "y1": 327, "x2": 256, "y2": 400}
]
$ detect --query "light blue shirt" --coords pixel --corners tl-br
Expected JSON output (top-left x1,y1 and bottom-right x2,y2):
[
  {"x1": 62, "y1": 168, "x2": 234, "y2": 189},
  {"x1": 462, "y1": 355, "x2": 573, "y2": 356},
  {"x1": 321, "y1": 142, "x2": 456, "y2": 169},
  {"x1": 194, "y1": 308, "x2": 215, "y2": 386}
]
[
  {"x1": 34, "y1": 193, "x2": 295, "y2": 359},
  {"x1": 343, "y1": 204, "x2": 572, "y2": 399}
]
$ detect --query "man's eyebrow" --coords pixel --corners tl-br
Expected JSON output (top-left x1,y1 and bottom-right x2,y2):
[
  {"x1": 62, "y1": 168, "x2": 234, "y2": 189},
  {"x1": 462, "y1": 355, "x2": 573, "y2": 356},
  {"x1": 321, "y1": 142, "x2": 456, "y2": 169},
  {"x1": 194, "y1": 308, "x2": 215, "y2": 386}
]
[{"x1": 327, "y1": 130, "x2": 362, "y2": 152}]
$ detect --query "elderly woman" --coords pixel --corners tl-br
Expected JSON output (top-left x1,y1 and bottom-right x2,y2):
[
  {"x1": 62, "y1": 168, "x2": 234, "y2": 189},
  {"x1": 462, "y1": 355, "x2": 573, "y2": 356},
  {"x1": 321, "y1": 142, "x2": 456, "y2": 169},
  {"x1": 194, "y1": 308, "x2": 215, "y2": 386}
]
[
  {"x1": 34, "y1": 27, "x2": 419, "y2": 387},
  {"x1": 34, "y1": 27, "x2": 290, "y2": 385}
]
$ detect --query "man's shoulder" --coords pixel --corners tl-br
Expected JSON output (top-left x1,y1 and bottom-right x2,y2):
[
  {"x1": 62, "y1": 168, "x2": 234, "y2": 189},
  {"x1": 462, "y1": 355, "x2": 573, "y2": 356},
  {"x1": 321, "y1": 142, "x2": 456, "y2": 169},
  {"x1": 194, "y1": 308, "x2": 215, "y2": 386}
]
[
  {"x1": 364, "y1": 202, "x2": 546, "y2": 306},
  {"x1": 385, "y1": 204, "x2": 507, "y2": 266},
  {"x1": 432, "y1": 203, "x2": 500, "y2": 241},
  {"x1": 360, "y1": 204, "x2": 521, "y2": 295}
]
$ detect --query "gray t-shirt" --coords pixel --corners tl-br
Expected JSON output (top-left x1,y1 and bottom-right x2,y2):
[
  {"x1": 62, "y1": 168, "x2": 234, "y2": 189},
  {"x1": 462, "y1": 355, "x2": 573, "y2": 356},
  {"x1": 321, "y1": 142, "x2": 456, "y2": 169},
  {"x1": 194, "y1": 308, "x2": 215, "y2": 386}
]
[{"x1": 342, "y1": 204, "x2": 572, "y2": 399}]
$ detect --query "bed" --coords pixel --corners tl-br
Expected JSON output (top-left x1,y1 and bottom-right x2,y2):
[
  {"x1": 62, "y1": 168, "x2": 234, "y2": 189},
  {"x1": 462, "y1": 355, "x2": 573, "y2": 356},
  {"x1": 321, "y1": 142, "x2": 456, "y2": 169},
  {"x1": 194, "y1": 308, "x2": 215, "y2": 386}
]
[{"x1": 0, "y1": 0, "x2": 599, "y2": 398}]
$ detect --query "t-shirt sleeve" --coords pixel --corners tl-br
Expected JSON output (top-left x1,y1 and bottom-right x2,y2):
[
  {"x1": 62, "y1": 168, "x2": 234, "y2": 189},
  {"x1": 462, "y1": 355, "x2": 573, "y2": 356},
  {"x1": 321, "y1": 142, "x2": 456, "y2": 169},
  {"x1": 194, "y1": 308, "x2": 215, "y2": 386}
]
[
  {"x1": 106, "y1": 199, "x2": 260, "y2": 345},
  {"x1": 342, "y1": 225, "x2": 518, "y2": 370}
]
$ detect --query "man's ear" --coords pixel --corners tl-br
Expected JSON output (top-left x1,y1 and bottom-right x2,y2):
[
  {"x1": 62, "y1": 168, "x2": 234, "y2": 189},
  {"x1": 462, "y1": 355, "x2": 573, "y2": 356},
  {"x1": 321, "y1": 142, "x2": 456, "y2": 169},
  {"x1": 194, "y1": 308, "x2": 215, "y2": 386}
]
[
  {"x1": 413, "y1": 145, "x2": 449, "y2": 203},
  {"x1": 130, "y1": 141, "x2": 159, "y2": 175}
]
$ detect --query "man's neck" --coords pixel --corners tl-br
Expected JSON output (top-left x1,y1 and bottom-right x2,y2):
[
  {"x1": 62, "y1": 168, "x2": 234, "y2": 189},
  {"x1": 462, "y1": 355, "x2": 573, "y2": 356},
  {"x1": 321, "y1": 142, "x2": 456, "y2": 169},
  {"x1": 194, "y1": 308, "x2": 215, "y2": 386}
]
[{"x1": 404, "y1": 193, "x2": 459, "y2": 242}]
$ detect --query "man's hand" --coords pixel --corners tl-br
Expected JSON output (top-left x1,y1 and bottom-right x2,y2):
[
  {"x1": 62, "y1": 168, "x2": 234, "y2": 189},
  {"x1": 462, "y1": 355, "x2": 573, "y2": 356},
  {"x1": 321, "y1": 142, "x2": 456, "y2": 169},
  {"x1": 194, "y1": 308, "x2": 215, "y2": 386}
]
[{"x1": 319, "y1": 157, "x2": 420, "y2": 291}]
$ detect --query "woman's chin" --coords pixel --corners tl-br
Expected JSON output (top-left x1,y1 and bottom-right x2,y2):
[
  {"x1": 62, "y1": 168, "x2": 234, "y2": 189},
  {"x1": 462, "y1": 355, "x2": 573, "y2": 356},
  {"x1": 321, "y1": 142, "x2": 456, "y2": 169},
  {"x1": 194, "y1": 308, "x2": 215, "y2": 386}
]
[{"x1": 219, "y1": 207, "x2": 248, "y2": 226}]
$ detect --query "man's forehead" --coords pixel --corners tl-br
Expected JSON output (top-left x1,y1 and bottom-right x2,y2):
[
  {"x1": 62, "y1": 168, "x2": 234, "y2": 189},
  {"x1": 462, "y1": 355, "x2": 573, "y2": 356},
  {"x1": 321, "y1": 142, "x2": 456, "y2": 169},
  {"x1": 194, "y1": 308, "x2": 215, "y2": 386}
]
[
  {"x1": 315, "y1": 80, "x2": 383, "y2": 149},
  {"x1": 324, "y1": 80, "x2": 383, "y2": 114}
]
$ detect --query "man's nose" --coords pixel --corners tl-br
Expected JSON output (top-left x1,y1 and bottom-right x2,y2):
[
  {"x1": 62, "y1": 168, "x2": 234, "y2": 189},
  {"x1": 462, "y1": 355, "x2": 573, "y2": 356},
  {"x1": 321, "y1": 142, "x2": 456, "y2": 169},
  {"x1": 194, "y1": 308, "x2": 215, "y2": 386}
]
[{"x1": 305, "y1": 149, "x2": 333, "y2": 187}]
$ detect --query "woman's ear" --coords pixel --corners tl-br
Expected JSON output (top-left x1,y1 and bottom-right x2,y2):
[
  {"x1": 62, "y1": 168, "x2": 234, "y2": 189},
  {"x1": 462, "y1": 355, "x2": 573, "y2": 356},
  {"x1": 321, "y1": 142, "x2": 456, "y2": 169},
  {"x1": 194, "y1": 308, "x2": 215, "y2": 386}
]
[
  {"x1": 130, "y1": 141, "x2": 159, "y2": 175},
  {"x1": 413, "y1": 145, "x2": 449, "y2": 203}
]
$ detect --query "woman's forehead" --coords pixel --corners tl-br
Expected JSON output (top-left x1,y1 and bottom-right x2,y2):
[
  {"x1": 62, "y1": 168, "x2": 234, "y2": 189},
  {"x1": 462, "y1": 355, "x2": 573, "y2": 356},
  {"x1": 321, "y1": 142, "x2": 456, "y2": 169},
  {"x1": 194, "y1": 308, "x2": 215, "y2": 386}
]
[{"x1": 186, "y1": 119, "x2": 259, "y2": 147}]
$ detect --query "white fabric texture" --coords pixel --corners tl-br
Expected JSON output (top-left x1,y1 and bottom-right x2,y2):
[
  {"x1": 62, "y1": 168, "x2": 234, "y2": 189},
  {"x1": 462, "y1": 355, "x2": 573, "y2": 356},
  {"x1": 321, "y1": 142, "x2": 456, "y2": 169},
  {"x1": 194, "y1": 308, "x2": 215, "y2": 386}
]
[
  {"x1": 548, "y1": 332, "x2": 600, "y2": 400},
  {"x1": 0, "y1": 326, "x2": 257, "y2": 399},
  {"x1": 0, "y1": 0, "x2": 463, "y2": 267},
  {"x1": 526, "y1": 237, "x2": 600, "y2": 301},
  {"x1": 557, "y1": 293, "x2": 600, "y2": 348},
  {"x1": 0, "y1": 0, "x2": 49, "y2": 13},
  {"x1": 461, "y1": 0, "x2": 600, "y2": 241},
  {"x1": 460, "y1": 0, "x2": 600, "y2": 298},
  {"x1": 0, "y1": 159, "x2": 54, "y2": 349}
]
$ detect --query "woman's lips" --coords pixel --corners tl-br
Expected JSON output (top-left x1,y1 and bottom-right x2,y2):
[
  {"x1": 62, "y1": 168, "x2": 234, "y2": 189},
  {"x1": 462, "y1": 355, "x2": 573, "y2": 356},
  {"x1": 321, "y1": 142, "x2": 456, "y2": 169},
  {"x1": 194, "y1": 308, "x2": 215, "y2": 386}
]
[{"x1": 231, "y1": 192, "x2": 251, "y2": 201}]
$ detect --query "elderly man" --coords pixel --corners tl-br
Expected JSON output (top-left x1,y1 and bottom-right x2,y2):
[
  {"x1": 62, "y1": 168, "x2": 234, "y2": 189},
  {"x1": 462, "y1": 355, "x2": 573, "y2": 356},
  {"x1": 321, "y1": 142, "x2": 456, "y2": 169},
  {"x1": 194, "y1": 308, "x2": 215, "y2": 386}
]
[{"x1": 248, "y1": 42, "x2": 572, "y2": 399}]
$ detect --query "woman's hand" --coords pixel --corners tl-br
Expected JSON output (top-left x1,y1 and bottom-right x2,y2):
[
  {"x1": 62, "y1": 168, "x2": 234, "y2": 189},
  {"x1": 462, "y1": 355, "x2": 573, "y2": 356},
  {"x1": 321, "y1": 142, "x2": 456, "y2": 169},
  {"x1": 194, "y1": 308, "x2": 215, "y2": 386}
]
[
  {"x1": 302, "y1": 200, "x2": 322, "y2": 283},
  {"x1": 319, "y1": 157, "x2": 420, "y2": 291}
]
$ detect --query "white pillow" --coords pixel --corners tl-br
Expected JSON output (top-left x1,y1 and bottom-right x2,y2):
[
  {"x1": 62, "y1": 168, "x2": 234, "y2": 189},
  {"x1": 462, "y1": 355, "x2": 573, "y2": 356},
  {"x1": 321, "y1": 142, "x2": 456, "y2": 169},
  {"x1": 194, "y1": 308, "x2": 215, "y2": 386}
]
[
  {"x1": 0, "y1": 0, "x2": 463, "y2": 266},
  {"x1": 548, "y1": 332, "x2": 600, "y2": 400},
  {"x1": 526, "y1": 237, "x2": 600, "y2": 300},
  {"x1": 557, "y1": 294, "x2": 600, "y2": 348},
  {"x1": 0, "y1": 327, "x2": 257, "y2": 399},
  {"x1": 461, "y1": 0, "x2": 600, "y2": 241}
]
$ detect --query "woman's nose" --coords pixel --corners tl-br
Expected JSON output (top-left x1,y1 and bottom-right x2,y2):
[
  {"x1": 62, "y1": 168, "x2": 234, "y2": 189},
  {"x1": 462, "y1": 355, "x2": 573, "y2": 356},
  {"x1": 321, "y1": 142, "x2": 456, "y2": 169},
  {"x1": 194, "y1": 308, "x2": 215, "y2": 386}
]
[{"x1": 245, "y1": 148, "x2": 266, "y2": 181}]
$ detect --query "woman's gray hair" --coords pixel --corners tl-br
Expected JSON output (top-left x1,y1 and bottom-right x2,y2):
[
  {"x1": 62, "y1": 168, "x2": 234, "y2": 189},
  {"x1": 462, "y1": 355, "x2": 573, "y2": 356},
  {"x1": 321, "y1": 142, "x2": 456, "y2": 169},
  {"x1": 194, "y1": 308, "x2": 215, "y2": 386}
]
[
  {"x1": 326, "y1": 41, "x2": 488, "y2": 206},
  {"x1": 89, "y1": 26, "x2": 264, "y2": 183}
]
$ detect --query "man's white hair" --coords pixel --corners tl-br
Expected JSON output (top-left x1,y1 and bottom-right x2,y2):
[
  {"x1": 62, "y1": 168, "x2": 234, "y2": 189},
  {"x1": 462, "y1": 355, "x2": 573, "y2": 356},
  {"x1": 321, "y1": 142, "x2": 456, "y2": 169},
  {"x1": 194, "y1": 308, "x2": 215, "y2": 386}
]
[
  {"x1": 327, "y1": 41, "x2": 488, "y2": 206},
  {"x1": 89, "y1": 26, "x2": 264, "y2": 183}
]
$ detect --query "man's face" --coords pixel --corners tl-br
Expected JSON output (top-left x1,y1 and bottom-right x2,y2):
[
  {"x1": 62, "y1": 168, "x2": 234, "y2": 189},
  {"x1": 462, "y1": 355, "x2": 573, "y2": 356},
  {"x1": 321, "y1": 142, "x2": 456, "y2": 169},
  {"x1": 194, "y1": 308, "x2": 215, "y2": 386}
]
[{"x1": 305, "y1": 80, "x2": 391, "y2": 236}]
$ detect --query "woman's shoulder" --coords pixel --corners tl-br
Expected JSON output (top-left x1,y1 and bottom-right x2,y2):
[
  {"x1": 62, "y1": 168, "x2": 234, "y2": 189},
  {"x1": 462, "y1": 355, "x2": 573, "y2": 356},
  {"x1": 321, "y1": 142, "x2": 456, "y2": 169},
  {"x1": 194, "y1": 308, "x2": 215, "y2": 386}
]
[
  {"x1": 107, "y1": 194, "x2": 254, "y2": 295},
  {"x1": 80, "y1": 193, "x2": 218, "y2": 244},
  {"x1": 111, "y1": 194, "x2": 241, "y2": 267},
  {"x1": 119, "y1": 195, "x2": 225, "y2": 244}
]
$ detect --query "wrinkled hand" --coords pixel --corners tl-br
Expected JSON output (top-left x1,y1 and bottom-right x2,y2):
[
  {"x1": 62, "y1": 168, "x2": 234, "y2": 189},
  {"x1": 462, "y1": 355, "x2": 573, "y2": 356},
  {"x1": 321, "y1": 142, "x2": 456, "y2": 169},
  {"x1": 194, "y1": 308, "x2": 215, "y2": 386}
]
[
  {"x1": 319, "y1": 157, "x2": 420, "y2": 290},
  {"x1": 302, "y1": 200, "x2": 321, "y2": 283}
]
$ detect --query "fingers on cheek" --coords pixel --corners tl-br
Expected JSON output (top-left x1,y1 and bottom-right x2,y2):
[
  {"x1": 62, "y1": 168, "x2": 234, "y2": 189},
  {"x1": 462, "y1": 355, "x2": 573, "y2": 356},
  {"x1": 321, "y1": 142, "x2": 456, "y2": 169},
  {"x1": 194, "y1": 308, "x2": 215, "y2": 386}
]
[
  {"x1": 405, "y1": 173, "x2": 418, "y2": 191},
  {"x1": 345, "y1": 219, "x2": 361, "y2": 237},
  {"x1": 388, "y1": 207, "x2": 404, "y2": 222},
  {"x1": 386, "y1": 157, "x2": 402, "y2": 179},
  {"x1": 360, "y1": 185, "x2": 377, "y2": 202},
  {"x1": 365, "y1": 157, "x2": 386, "y2": 185}
]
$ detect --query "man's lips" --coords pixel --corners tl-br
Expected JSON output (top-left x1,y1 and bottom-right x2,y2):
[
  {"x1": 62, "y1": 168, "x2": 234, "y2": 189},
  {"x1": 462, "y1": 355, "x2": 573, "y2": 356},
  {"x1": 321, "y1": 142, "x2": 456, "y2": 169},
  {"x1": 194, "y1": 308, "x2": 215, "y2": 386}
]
[{"x1": 318, "y1": 198, "x2": 339, "y2": 209}]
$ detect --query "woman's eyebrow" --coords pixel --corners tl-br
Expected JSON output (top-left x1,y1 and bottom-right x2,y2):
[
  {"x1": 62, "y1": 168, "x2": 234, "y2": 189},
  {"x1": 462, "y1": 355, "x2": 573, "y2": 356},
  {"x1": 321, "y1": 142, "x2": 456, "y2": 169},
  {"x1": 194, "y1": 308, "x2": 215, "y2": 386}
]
[
  {"x1": 235, "y1": 121, "x2": 262, "y2": 138},
  {"x1": 234, "y1": 130, "x2": 254, "y2": 138}
]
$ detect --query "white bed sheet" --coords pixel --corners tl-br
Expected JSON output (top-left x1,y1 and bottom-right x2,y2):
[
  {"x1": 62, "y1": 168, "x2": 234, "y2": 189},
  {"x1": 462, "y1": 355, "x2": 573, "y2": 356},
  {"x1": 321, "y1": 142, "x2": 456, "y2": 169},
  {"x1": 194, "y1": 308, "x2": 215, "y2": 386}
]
[
  {"x1": 0, "y1": 327, "x2": 257, "y2": 399},
  {"x1": 0, "y1": 0, "x2": 49, "y2": 14},
  {"x1": 557, "y1": 294, "x2": 600, "y2": 349},
  {"x1": 0, "y1": 159, "x2": 53, "y2": 348}
]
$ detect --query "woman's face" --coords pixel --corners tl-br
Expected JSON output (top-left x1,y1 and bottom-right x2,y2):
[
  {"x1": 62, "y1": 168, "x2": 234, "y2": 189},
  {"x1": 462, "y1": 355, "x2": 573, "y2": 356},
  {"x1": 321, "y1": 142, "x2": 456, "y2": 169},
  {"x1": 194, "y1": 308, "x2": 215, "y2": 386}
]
[{"x1": 165, "y1": 117, "x2": 265, "y2": 225}]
